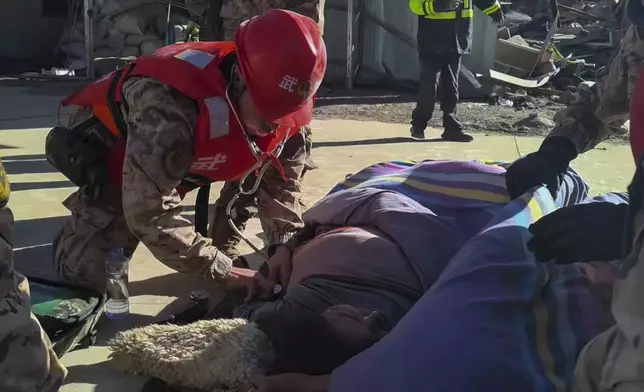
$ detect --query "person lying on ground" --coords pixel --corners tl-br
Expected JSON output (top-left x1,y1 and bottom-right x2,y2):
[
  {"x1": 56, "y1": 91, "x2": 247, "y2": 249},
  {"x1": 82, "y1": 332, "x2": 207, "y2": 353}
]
[
  {"x1": 203, "y1": 159, "x2": 618, "y2": 391},
  {"x1": 249, "y1": 167, "x2": 623, "y2": 392}
]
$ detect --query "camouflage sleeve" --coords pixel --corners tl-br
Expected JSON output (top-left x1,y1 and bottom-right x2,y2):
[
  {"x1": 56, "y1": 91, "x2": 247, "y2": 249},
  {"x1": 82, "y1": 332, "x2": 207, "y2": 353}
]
[
  {"x1": 548, "y1": 24, "x2": 643, "y2": 154},
  {"x1": 121, "y1": 77, "x2": 233, "y2": 283},
  {"x1": 284, "y1": 0, "x2": 325, "y2": 27},
  {"x1": 0, "y1": 205, "x2": 67, "y2": 391},
  {"x1": 227, "y1": 0, "x2": 325, "y2": 31},
  {"x1": 257, "y1": 129, "x2": 309, "y2": 246}
]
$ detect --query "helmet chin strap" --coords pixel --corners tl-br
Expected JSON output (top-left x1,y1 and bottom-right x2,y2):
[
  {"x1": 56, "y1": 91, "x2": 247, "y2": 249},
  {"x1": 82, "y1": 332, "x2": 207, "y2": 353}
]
[{"x1": 223, "y1": 83, "x2": 288, "y2": 262}]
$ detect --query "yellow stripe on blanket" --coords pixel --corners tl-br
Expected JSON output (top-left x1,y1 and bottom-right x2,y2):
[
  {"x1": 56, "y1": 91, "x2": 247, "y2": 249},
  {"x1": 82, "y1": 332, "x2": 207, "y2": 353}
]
[
  {"x1": 532, "y1": 270, "x2": 567, "y2": 392},
  {"x1": 525, "y1": 194, "x2": 566, "y2": 392},
  {"x1": 343, "y1": 176, "x2": 510, "y2": 203}
]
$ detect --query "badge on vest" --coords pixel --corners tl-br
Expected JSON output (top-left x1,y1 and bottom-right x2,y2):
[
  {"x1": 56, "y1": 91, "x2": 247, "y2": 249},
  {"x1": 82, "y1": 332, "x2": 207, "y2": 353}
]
[
  {"x1": 191, "y1": 154, "x2": 228, "y2": 171},
  {"x1": 204, "y1": 97, "x2": 230, "y2": 139}
]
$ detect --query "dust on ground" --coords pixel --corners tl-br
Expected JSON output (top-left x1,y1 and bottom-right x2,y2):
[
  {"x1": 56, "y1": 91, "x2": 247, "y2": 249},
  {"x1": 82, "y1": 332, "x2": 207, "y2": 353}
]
[
  {"x1": 0, "y1": 79, "x2": 628, "y2": 146},
  {"x1": 314, "y1": 89, "x2": 629, "y2": 144}
]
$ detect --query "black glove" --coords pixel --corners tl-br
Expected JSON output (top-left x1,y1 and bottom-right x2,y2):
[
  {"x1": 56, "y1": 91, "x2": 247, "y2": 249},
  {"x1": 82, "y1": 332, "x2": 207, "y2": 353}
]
[
  {"x1": 489, "y1": 9, "x2": 504, "y2": 24},
  {"x1": 527, "y1": 202, "x2": 628, "y2": 263},
  {"x1": 505, "y1": 137, "x2": 578, "y2": 199}
]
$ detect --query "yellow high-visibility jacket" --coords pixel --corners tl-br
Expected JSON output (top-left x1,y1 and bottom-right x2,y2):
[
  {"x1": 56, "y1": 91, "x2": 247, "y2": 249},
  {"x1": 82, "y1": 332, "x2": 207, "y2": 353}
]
[
  {"x1": 409, "y1": 0, "x2": 500, "y2": 20},
  {"x1": 409, "y1": 0, "x2": 501, "y2": 55}
]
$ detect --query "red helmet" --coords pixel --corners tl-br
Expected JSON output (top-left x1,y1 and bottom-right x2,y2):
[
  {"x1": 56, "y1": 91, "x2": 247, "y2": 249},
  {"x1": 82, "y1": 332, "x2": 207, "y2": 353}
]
[{"x1": 235, "y1": 9, "x2": 327, "y2": 128}]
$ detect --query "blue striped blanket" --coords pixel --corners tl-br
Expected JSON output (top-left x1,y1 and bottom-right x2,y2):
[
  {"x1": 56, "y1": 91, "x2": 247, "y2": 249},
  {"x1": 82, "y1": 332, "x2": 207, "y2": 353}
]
[{"x1": 328, "y1": 160, "x2": 612, "y2": 392}]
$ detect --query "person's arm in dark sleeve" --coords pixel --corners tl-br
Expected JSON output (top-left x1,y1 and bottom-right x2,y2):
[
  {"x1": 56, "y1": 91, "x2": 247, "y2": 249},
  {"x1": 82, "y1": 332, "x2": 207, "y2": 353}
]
[
  {"x1": 284, "y1": 0, "x2": 325, "y2": 32},
  {"x1": 121, "y1": 77, "x2": 233, "y2": 284},
  {"x1": 473, "y1": 0, "x2": 501, "y2": 17}
]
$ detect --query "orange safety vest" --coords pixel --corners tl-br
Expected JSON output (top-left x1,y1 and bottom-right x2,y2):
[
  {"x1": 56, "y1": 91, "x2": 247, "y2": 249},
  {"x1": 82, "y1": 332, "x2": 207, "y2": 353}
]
[{"x1": 61, "y1": 41, "x2": 296, "y2": 191}]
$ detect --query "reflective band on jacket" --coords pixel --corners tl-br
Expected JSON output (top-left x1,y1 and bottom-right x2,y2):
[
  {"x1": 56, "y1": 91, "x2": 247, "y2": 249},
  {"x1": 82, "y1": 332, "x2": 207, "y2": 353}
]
[
  {"x1": 410, "y1": 0, "x2": 483, "y2": 20},
  {"x1": 482, "y1": 2, "x2": 501, "y2": 15}
]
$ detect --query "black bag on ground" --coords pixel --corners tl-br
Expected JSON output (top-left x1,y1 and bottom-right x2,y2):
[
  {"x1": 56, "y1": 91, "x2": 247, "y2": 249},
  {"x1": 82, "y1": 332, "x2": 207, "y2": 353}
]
[{"x1": 28, "y1": 276, "x2": 106, "y2": 357}]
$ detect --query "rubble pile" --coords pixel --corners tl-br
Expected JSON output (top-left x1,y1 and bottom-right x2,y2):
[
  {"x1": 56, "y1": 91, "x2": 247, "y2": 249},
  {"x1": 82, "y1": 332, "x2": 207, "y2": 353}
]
[
  {"x1": 58, "y1": 0, "x2": 193, "y2": 71},
  {"x1": 488, "y1": 0, "x2": 622, "y2": 111}
]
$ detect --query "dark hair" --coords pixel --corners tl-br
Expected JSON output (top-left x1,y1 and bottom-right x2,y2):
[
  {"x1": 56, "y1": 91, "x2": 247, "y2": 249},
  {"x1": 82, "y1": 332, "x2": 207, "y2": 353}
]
[{"x1": 255, "y1": 307, "x2": 368, "y2": 375}]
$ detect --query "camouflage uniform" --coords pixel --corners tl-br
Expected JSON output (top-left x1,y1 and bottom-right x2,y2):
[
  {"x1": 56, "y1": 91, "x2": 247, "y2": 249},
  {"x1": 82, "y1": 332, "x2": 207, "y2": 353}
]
[
  {"x1": 207, "y1": 0, "x2": 324, "y2": 259},
  {"x1": 548, "y1": 15, "x2": 644, "y2": 154},
  {"x1": 0, "y1": 159, "x2": 67, "y2": 392},
  {"x1": 573, "y1": 167, "x2": 644, "y2": 391},
  {"x1": 219, "y1": 0, "x2": 326, "y2": 41},
  {"x1": 54, "y1": 77, "x2": 307, "y2": 290}
]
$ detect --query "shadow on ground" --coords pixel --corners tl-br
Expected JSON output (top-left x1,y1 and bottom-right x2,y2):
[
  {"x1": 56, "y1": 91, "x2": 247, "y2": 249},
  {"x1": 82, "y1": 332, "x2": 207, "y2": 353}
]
[
  {"x1": 129, "y1": 272, "x2": 209, "y2": 299},
  {"x1": 314, "y1": 136, "x2": 443, "y2": 148},
  {"x1": 63, "y1": 362, "x2": 148, "y2": 392},
  {"x1": 315, "y1": 89, "x2": 415, "y2": 107},
  {"x1": 13, "y1": 216, "x2": 67, "y2": 280},
  {"x1": 0, "y1": 114, "x2": 68, "y2": 131},
  {"x1": 11, "y1": 180, "x2": 74, "y2": 191},
  {"x1": 3, "y1": 154, "x2": 57, "y2": 174}
]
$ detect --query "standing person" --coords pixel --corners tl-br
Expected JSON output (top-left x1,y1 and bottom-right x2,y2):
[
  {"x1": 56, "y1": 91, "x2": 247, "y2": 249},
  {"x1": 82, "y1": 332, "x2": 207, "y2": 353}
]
[
  {"x1": 505, "y1": 0, "x2": 644, "y2": 199},
  {"x1": 219, "y1": 0, "x2": 325, "y2": 41},
  {"x1": 0, "y1": 158, "x2": 67, "y2": 392},
  {"x1": 47, "y1": 10, "x2": 327, "y2": 299},
  {"x1": 408, "y1": 0, "x2": 503, "y2": 142},
  {"x1": 202, "y1": 0, "x2": 326, "y2": 265}
]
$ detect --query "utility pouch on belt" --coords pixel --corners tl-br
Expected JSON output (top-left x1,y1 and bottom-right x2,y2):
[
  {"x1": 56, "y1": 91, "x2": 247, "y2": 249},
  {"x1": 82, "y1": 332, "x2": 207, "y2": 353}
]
[{"x1": 45, "y1": 115, "x2": 116, "y2": 200}]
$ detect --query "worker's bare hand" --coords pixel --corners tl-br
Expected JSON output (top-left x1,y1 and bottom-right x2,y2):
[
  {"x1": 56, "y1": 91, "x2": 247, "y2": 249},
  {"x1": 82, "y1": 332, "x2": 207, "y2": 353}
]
[
  {"x1": 225, "y1": 267, "x2": 274, "y2": 301},
  {"x1": 267, "y1": 245, "x2": 293, "y2": 287}
]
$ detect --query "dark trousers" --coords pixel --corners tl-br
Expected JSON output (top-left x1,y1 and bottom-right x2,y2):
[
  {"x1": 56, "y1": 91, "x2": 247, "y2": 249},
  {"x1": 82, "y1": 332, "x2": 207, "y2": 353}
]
[{"x1": 411, "y1": 51, "x2": 463, "y2": 132}]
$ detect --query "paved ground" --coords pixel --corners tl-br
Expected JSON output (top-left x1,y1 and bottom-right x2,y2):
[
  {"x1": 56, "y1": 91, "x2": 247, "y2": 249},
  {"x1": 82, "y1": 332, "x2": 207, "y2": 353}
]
[{"x1": 0, "y1": 84, "x2": 636, "y2": 391}]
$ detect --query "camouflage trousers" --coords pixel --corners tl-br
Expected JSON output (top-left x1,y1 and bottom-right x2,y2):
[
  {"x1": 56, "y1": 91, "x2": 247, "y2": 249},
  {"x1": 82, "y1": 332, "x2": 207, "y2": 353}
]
[
  {"x1": 550, "y1": 24, "x2": 644, "y2": 154},
  {"x1": 219, "y1": 0, "x2": 326, "y2": 41},
  {"x1": 0, "y1": 207, "x2": 67, "y2": 392},
  {"x1": 209, "y1": 127, "x2": 313, "y2": 259},
  {"x1": 573, "y1": 172, "x2": 644, "y2": 391}
]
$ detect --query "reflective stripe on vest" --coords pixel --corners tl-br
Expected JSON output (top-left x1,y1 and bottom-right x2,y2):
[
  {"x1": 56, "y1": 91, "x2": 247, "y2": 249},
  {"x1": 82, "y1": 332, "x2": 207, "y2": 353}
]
[{"x1": 422, "y1": 0, "x2": 472, "y2": 20}]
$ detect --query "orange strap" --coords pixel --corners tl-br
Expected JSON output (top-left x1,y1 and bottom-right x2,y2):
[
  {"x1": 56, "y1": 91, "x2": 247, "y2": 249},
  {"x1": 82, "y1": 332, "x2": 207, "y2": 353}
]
[{"x1": 92, "y1": 104, "x2": 120, "y2": 137}]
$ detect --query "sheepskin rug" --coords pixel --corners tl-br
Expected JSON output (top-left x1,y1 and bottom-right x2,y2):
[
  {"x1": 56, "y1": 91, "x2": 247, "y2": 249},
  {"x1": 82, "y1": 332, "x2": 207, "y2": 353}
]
[{"x1": 108, "y1": 318, "x2": 274, "y2": 392}]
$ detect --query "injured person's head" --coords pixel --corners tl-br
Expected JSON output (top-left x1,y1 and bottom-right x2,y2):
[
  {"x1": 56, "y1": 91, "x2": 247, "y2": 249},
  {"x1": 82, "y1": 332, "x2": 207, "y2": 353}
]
[{"x1": 254, "y1": 304, "x2": 389, "y2": 376}]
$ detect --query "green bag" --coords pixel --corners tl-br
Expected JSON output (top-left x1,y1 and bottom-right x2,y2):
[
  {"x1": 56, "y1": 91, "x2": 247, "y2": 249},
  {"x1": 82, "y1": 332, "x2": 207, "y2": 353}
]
[{"x1": 28, "y1": 276, "x2": 106, "y2": 357}]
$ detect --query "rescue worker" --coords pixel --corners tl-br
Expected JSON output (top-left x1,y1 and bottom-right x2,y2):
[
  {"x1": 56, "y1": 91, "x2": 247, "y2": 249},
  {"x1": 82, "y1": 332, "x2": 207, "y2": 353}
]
[
  {"x1": 0, "y1": 158, "x2": 67, "y2": 391},
  {"x1": 220, "y1": 0, "x2": 324, "y2": 41},
  {"x1": 505, "y1": 0, "x2": 644, "y2": 199},
  {"x1": 408, "y1": 0, "x2": 504, "y2": 142},
  {"x1": 46, "y1": 10, "x2": 327, "y2": 298},
  {"x1": 526, "y1": 66, "x2": 644, "y2": 392},
  {"x1": 200, "y1": 0, "x2": 326, "y2": 266}
]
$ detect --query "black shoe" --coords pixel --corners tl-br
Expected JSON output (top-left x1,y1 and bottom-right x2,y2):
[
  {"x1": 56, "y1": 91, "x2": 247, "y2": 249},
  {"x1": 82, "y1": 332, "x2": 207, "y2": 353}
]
[
  {"x1": 410, "y1": 126, "x2": 426, "y2": 140},
  {"x1": 441, "y1": 129, "x2": 473, "y2": 142}
]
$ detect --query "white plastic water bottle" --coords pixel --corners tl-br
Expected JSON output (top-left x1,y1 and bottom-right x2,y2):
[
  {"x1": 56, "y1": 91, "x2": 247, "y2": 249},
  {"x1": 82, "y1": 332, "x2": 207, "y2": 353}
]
[{"x1": 105, "y1": 247, "x2": 130, "y2": 319}]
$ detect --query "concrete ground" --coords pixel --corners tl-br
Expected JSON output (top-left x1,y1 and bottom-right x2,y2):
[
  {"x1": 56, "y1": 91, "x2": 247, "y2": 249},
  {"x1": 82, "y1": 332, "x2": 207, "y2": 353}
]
[{"x1": 0, "y1": 83, "x2": 636, "y2": 391}]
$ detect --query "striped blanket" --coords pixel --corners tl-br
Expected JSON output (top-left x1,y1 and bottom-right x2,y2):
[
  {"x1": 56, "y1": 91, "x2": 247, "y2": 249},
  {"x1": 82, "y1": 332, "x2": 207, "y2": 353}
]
[{"x1": 328, "y1": 160, "x2": 612, "y2": 392}]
